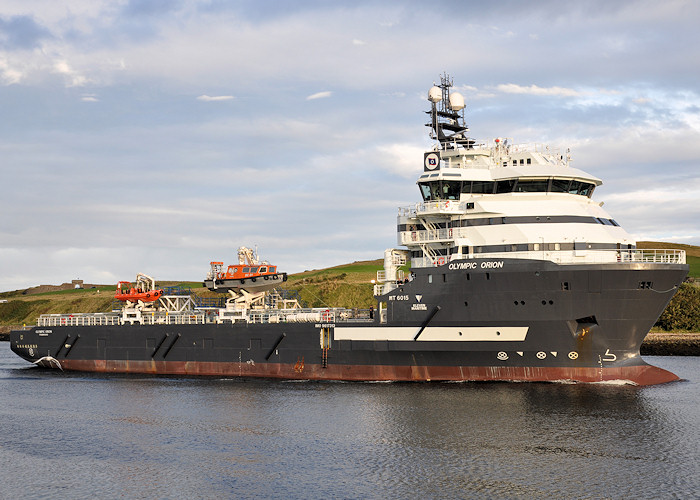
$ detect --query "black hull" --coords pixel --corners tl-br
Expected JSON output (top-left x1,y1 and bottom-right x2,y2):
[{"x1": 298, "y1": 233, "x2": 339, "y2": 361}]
[{"x1": 11, "y1": 259, "x2": 688, "y2": 385}]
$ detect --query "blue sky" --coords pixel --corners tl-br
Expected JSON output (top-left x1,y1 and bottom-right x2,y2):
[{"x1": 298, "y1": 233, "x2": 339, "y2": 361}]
[{"x1": 1, "y1": 0, "x2": 699, "y2": 291}]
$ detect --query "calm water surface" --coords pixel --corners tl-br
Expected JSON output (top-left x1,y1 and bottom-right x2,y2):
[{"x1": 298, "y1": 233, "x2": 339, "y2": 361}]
[{"x1": 0, "y1": 346, "x2": 697, "y2": 499}]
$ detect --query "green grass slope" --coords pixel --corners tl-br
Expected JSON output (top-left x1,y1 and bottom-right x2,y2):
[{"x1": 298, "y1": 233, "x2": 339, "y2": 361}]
[{"x1": 278, "y1": 260, "x2": 384, "y2": 309}]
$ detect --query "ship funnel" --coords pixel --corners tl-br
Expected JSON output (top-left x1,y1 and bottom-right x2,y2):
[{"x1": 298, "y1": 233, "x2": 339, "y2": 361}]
[
  {"x1": 449, "y1": 92, "x2": 465, "y2": 111},
  {"x1": 428, "y1": 86, "x2": 442, "y2": 103}
]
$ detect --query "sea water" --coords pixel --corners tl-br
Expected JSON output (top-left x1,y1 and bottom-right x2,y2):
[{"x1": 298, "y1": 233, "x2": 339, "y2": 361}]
[{"x1": 0, "y1": 346, "x2": 697, "y2": 499}]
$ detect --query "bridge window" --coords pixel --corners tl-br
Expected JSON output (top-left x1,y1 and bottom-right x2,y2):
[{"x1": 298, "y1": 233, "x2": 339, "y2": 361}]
[
  {"x1": 550, "y1": 179, "x2": 571, "y2": 192},
  {"x1": 516, "y1": 179, "x2": 549, "y2": 192},
  {"x1": 418, "y1": 181, "x2": 462, "y2": 201},
  {"x1": 442, "y1": 181, "x2": 461, "y2": 200},
  {"x1": 566, "y1": 180, "x2": 596, "y2": 197},
  {"x1": 568, "y1": 180, "x2": 583, "y2": 194},
  {"x1": 495, "y1": 179, "x2": 516, "y2": 193},
  {"x1": 418, "y1": 181, "x2": 442, "y2": 200},
  {"x1": 578, "y1": 183, "x2": 595, "y2": 197},
  {"x1": 471, "y1": 181, "x2": 495, "y2": 194}
]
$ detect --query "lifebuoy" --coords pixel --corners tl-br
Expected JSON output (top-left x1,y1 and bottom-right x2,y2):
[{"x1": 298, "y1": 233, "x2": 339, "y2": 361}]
[{"x1": 437, "y1": 257, "x2": 445, "y2": 265}]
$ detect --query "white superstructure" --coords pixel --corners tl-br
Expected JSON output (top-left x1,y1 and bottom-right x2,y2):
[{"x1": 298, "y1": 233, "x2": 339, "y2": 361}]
[{"x1": 377, "y1": 74, "x2": 684, "y2": 294}]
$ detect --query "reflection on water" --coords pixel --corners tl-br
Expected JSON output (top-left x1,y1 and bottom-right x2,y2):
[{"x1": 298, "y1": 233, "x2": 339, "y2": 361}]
[{"x1": 0, "y1": 348, "x2": 697, "y2": 499}]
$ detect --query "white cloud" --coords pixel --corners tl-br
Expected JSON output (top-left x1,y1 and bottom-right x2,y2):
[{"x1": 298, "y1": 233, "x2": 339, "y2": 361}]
[
  {"x1": 52, "y1": 59, "x2": 88, "y2": 86},
  {"x1": 496, "y1": 83, "x2": 584, "y2": 97},
  {"x1": 306, "y1": 91, "x2": 332, "y2": 100},
  {"x1": 0, "y1": 57, "x2": 24, "y2": 84},
  {"x1": 352, "y1": 39, "x2": 366, "y2": 45},
  {"x1": 375, "y1": 143, "x2": 427, "y2": 179},
  {"x1": 196, "y1": 95, "x2": 234, "y2": 102}
]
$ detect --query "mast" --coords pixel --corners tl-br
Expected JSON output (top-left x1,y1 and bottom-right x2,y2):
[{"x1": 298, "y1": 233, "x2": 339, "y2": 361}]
[{"x1": 426, "y1": 73, "x2": 474, "y2": 150}]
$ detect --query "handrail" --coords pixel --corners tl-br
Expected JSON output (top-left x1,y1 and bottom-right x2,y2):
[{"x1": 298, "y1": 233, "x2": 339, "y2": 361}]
[
  {"x1": 37, "y1": 306, "x2": 376, "y2": 327},
  {"x1": 399, "y1": 201, "x2": 466, "y2": 216},
  {"x1": 410, "y1": 249, "x2": 686, "y2": 267}
]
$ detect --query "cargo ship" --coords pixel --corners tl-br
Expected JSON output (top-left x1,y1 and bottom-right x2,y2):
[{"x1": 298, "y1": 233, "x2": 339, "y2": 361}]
[{"x1": 10, "y1": 74, "x2": 688, "y2": 385}]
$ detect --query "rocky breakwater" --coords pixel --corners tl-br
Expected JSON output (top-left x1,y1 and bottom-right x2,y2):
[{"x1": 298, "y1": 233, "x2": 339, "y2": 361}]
[{"x1": 641, "y1": 332, "x2": 700, "y2": 356}]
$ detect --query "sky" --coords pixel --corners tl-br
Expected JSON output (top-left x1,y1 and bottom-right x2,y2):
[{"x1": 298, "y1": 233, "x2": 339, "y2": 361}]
[{"x1": 1, "y1": 0, "x2": 699, "y2": 291}]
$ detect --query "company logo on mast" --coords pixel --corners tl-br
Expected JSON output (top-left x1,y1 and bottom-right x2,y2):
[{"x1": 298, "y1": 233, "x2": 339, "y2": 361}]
[{"x1": 424, "y1": 152, "x2": 440, "y2": 171}]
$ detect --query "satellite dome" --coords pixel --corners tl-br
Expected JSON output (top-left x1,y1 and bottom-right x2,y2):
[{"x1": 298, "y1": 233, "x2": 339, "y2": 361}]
[
  {"x1": 428, "y1": 86, "x2": 442, "y2": 103},
  {"x1": 449, "y1": 92, "x2": 465, "y2": 111}
]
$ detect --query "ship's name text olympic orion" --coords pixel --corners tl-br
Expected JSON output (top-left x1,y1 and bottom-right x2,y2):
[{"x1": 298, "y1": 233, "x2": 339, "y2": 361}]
[{"x1": 448, "y1": 261, "x2": 504, "y2": 270}]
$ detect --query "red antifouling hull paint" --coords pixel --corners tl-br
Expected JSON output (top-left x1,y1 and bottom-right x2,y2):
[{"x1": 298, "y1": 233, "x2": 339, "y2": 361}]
[{"x1": 61, "y1": 360, "x2": 679, "y2": 386}]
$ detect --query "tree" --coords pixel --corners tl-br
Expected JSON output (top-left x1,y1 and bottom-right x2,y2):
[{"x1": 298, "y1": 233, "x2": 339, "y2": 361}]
[{"x1": 656, "y1": 283, "x2": 700, "y2": 331}]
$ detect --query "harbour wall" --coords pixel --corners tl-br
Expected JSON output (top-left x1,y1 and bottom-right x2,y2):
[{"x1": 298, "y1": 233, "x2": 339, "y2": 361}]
[{"x1": 640, "y1": 332, "x2": 700, "y2": 356}]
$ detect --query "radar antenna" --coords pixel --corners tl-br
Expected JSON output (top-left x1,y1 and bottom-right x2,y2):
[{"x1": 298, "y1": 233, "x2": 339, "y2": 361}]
[{"x1": 426, "y1": 73, "x2": 474, "y2": 149}]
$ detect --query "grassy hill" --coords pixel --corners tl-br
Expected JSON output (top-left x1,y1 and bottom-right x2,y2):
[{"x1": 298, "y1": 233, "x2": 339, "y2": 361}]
[
  {"x1": 1, "y1": 243, "x2": 698, "y2": 329},
  {"x1": 278, "y1": 260, "x2": 384, "y2": 309}
]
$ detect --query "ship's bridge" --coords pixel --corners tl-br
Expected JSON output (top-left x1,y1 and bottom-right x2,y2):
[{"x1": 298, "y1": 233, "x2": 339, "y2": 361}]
[
  {"x1": 417, "y1": 142, "x2": 602, "y2": 214},
  {"x1": 416, "y1": 169, "x2": 602, "y2": 217}
]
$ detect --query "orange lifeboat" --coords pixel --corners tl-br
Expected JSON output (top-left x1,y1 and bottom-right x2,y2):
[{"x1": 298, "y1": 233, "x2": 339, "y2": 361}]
[
  {"x1": 203, "y1": 247, "x2": 287, "y2": 293},
  {"x1": 114, "y1": 273, "x2": 163, "y2": 303}
]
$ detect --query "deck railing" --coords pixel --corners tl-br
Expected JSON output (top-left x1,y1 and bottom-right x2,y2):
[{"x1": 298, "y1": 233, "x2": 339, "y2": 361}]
[
  {"x1": 399, "y1": 201, "x2": 468, "y2": 217},
  {"x1": 38, "y1": 313, "x2": 121, "y2": 327},
  {"x1": 37, "y1": 307, "x2": 375, "y2": 327},
  {"x1": 409, "y1": 248, "x2": 686, "y2": 268}
]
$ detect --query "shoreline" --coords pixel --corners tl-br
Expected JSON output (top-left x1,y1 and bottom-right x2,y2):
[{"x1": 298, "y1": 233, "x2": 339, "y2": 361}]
[
  {"x1": 2, "y1": 326, "x2": 699, "y2": 355},
  {"x1": 640, "y1": 332, "x2": 700, "y2": 356}
]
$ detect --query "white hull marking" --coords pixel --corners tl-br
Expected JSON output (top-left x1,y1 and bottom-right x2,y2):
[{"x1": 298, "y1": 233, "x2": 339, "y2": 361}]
[{"x1": 334, "y1": 326, "x2": 528, "y2": 342}]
